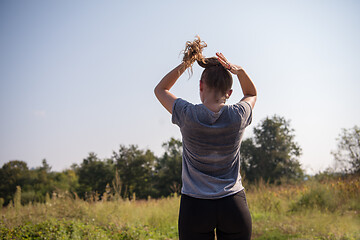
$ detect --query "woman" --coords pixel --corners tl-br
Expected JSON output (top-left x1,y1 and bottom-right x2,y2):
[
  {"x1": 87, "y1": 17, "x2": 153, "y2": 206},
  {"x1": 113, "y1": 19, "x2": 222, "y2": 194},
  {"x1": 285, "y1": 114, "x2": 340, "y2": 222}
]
[{"x1": 154, "y1": 36, "x2": 257, "y2": 240}]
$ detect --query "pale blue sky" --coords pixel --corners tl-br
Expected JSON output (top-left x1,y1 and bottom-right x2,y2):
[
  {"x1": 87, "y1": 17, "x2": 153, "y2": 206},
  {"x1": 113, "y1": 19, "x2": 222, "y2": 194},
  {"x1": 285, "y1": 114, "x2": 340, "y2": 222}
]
[{"x1": 1, "y1": 0, "x2": 359, "y2": 174}]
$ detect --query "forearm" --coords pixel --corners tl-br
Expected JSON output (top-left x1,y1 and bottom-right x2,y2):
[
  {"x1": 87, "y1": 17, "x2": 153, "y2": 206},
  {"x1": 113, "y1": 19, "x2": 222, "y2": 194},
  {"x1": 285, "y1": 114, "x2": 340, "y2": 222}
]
[
  {"x1": 237, "y1": 69, "x2": 257, "y2": 97},
  {"x1": 155, "y1": 63, "x2": 186, "y2": 92},
  {"x1": 154, "y1": 63, "x2": 186, "y2": 114}
]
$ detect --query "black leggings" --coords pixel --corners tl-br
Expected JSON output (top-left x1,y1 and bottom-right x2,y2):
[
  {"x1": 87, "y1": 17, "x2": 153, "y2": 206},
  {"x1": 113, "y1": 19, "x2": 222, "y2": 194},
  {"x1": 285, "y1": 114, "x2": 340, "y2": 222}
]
[{"x1": 178, "y1": 190, "x2": 252, "y2": 240}]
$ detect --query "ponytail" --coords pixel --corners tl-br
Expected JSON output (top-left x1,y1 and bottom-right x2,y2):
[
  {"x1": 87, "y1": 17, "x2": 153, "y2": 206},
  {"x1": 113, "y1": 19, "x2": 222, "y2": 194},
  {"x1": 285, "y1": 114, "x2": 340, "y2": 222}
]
[
  {"x1": 182, "y1": 36, "x2": 233, "y2": 96},
  {"x1": 182, "y1": 35, "x2": 207, "y2": 75}
]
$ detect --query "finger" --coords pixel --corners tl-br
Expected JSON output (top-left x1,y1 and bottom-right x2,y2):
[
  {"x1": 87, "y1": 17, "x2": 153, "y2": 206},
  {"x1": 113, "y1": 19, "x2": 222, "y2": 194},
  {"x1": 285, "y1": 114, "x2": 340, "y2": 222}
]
[
  {"x1": 216, "y1": 52, "x2": 228, "y2": 63},
  {"x1": 217, "y1": 56, "x2": 228, "y2": 67},
  {"x1": 216, "y1": 53, "x2": 232, "y2": 70},
  {"x1": 219, "y1": 59, "x2": 232, "y2": 71},
  {"x1": 216, "y1": 52, "x2": 226, "y2": 62},
  {"x1": 216, "y1": 53, "x2": 228, "y2": 65},
  {"x1": 216, "y1": 52, "x2": 234, "y2": 72}
]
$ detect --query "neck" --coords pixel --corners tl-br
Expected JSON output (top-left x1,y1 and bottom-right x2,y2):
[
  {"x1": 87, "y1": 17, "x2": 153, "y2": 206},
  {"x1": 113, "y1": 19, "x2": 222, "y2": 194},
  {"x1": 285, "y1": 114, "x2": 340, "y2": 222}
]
[{"x1": 202, "y1": 93, "x2": 226, "y2": 113}]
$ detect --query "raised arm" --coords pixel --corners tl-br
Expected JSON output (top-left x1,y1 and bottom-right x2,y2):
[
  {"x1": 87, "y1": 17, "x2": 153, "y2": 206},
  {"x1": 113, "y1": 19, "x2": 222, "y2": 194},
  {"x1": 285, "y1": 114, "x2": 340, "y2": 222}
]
[
  {"x1": 235, "y1": 67, "x2": 257, "y2": 109},
  {"x1": 216, "y1": 52, "x2": 257, "y2": 109},
  {"x1": 154, "y1": 63, "x2": 187, "y2": 114}
]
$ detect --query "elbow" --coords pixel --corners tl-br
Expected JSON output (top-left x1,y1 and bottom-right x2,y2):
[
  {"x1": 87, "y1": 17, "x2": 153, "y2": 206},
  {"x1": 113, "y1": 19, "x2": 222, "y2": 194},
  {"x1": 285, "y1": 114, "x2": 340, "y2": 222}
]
[
  {"x1": 244, "y1": 91, "x2": 257, "y2": 98},
  {"x1": 154, "y1": 84, "x2": 163, "y2": 100},
  {"x1": 248, "y1": 88, "x2": 257, "y2": 97},
  {"x1": 154, "y1": 84, "x2": 159, "y2": 98}
]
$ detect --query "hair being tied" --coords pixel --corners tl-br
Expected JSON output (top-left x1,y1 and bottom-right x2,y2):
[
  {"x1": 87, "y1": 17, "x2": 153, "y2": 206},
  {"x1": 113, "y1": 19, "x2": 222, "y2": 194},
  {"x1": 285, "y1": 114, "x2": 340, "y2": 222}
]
[
  {"x1": 182, "y1": 35, "x2": 207, "y2": 72},
  {"x1": 182, "y1": 35, "x2": 222, "y2": 71},
  {"x1": 182, "y1": 36, "x2": 233, "y2": 98}
]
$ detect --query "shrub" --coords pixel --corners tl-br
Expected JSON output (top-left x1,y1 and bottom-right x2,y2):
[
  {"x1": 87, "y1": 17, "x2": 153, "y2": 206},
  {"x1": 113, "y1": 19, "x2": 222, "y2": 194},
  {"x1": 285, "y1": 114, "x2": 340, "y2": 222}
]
[
  {"x1": 0, "y1": 219, "x2": 132, "y2": 240},
  {"x1": 290, "y1": 182, "x2": 336, "y2": 212}
]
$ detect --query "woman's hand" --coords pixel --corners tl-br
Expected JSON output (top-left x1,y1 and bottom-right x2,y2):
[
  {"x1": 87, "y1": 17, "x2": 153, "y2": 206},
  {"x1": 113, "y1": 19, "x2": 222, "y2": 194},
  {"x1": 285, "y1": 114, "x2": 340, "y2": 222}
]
[
  {"x1": 216, "y1": 52, "x2": 243, "y2": 75},
  {"x1": 216, "y1": 52, "x2": 257, "y2": 109}
]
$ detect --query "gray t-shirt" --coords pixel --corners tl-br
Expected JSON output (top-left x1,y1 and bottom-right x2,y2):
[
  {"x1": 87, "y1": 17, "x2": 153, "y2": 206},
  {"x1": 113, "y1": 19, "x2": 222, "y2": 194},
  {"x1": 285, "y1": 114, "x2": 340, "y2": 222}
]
[{"x1": 172, "y1": 98, "x2": 252, "y2": 199}]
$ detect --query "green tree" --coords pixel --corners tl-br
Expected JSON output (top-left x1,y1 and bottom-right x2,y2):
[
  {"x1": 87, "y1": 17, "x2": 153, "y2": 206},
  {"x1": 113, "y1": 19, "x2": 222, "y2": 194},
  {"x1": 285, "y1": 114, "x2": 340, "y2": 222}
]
[
  {"x1": 19, "y1": 159, "x2": 71, "y2": 204},
  {"x1": 1, "y1": 159, "x2": 80, "y2": 205},
  {"x1": 331, "y1": 125, "x2": 360, "y2": 174},
  {"x1": 53, "y1": 169, "x2": 79, "y2": 193},
  {"x1": 155, "y1": 138, "x2": 182, "y2": 197},
  {"x1": 0, "y1": 160, "x2": 29, "y2": 205},
  {"x1": 112, "y1": 145, "x2": 156, "y2": 199},
  {"x1": 21, "y1": 160, "x2": 53, "y2": 203},
  {"x1": 241, "y1": 115, "x2": 303, "y2": 183},
  {"x1": 74, "y1": 153, "x2": 115, "y2": 198}
]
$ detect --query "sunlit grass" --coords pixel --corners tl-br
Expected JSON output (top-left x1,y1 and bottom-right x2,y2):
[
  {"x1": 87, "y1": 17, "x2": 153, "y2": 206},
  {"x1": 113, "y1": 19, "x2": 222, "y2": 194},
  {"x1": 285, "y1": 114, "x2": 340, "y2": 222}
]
[
  {"x1": 1, "y1": 176, "x2": 359, "y2": 239},
  {"x1": 247, "y1": 175, "x2": 360, "y2": 239},
  {"x1": 1, "y1": 192, "x2": 180, "y2": 239}
]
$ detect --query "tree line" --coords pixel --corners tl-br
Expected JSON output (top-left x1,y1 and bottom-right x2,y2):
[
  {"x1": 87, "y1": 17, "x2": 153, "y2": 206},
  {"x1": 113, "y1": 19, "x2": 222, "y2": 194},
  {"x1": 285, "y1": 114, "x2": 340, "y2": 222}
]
[
  {"x1": 0, "y1": 138, "x2": 183, "y2": 206},
  {"x1": 0, "y1": 115, "x2": 358, "y2": 206}
]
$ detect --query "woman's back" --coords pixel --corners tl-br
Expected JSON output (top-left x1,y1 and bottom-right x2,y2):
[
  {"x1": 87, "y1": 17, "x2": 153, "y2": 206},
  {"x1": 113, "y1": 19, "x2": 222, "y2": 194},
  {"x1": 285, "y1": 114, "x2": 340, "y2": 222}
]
[{"x1": 172, "y1": 98, "x2": 252, "y2": 199}]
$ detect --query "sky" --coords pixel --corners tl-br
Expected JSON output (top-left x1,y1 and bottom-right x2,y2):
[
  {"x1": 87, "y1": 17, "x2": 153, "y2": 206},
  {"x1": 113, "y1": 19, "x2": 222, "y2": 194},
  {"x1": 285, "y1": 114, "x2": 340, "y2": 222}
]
[{"x1": 0, "y1": 0, "x2": 359, "y2": 175}]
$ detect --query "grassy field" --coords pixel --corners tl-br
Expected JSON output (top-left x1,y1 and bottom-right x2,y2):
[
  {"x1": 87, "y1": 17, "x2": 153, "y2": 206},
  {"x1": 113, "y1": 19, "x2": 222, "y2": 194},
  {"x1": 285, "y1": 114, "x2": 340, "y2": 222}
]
[{"x1": 1, "y1": 176, "x2": 359, "y2": 239}]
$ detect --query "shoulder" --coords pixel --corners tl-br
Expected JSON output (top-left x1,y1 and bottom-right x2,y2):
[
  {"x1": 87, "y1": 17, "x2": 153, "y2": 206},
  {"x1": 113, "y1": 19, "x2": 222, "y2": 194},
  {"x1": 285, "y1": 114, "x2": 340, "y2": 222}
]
[
  {"x1": 172, "y1": 98, "x2": 195, "y2": 126},
  {"x1": 227, "y1": 101, "x2": 253, "y2": 127},
  {"x1": 172, "y1": 98, "x2": 194, "y2": 112},
  {"x1": 229, "y1": 101, "x2": 252, "y2": 114}
]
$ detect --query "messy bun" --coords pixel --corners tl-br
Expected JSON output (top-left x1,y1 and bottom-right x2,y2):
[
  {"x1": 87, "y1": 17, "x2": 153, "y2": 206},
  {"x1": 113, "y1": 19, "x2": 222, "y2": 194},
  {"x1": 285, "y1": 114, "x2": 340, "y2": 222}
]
[
  {"x1": 182, "y1": 35, "x2": 207, "y2": 73},
  {"x1": 182, "y1": 35, "x2": 224, "y2": 70},
  {"x1": 182, "y1": 36, "x2": 233, "y2": 97}
]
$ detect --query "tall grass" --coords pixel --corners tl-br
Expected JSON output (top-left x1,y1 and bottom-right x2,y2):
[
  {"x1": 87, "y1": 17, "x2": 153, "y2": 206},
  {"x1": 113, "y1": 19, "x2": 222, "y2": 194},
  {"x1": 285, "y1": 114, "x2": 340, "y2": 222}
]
[
  {"x1": 247, "y1": 175, "x2": 360, "y2": 239},
  {"x1": 1, "y1": 190, "x2": 179, "y2": 239},
  {"x1": 1, "y1": 176, "x2": 359, "y2": 239}
]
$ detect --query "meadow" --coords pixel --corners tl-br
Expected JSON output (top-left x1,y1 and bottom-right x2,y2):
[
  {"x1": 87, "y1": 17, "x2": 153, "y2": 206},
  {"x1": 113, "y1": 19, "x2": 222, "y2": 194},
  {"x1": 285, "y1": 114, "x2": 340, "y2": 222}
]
[{"x1": 0, "y1": 175, "x2": 359, "y2": 240}]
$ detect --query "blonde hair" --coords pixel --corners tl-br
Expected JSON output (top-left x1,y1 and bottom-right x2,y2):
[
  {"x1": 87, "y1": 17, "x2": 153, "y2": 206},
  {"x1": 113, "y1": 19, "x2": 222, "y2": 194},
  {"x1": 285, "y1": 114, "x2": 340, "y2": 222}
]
[{"x1": 182, "y1": 36, "x2": 233, "y2": 96}]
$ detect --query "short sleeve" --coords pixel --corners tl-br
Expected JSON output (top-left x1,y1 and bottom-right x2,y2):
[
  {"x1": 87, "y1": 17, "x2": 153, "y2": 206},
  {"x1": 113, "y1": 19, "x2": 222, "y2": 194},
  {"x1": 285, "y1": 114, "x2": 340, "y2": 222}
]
[
  {"x1": 172, "y1": 98, "x2": 190, "y2": 127},
  {"x1": 235, "y1": 101, "x2": 253, "y2": 129}
]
